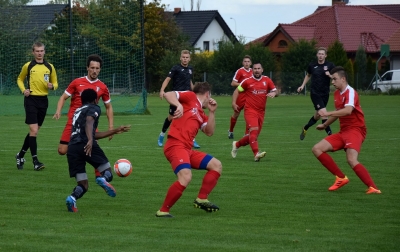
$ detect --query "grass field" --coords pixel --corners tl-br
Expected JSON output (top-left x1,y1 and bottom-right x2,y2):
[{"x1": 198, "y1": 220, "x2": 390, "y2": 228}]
[{"x1": 0, "y1": 94, "x2": 399, "y2": 252}]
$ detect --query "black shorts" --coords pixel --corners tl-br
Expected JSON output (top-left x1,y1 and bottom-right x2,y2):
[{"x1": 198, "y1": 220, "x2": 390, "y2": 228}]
[
  {"x1": 24, "y1": 96, "x2": 48, "y2": 126},
  {"x1": 168, "y1": 105, "x2": 177, "y2": 116},
  {"x1": 310, "y1": 93, "x2": 329, "y2": 111},
  {"x1": 67, "y1": 142, "x2": 109, "y2": 178}
]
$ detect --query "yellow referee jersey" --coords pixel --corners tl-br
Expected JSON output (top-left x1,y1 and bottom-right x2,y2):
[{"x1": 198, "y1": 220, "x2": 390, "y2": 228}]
[{"x1": 17, "y1": 61, "x2": 58, "y2": 96}]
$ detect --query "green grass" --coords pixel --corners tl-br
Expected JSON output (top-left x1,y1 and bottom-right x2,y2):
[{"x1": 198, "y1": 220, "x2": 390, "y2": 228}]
[{"x1": 0, "y1": 95, "x2": 399, "y2": 252}]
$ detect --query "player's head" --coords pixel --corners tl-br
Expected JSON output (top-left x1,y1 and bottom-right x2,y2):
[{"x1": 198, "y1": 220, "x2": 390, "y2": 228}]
[
  {"x1": 87, "y1": 54, "x2": 103, "y2": 68},
  {"x1": 316, "y1": 47, "x2": 327, "y2": 62},
  {"x1": 252, "y1": 63, "x2": 263, "y2": 78},
  {"x1": 32, "y1": 42, "x2": 45, "y2": 61},
  {"x1": 242, "y1": 55, "x2": 252, "y2": 69},
  {"x1": 193, "y1": 82, "x2": 212, "y2": 108},
  {"x1": 330, "y1": 66, "x2": 348, "y2": 90},
  {"x1": 180, "y1": 50, "x2": 191, "y2": 66},
  {"x1": 86, "y1": 54, "x2": 103, "y2": 81},
  {"x1": 81, "y1": 89, "x2": 98, "y2": 105}
]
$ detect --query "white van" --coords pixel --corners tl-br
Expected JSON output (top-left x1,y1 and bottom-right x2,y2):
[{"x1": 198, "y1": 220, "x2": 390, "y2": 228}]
[{"x1": 373, "y1": 69, "x2": 400, "y2": 92}]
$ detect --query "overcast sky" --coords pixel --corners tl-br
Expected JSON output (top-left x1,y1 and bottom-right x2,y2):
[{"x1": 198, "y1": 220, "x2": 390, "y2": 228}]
[{"x1": 160, "y1": 0, "x2": 400, "y2": 43}]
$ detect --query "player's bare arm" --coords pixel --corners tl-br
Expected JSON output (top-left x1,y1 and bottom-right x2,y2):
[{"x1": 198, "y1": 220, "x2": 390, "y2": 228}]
[
  {"x1": 84, "y1": 116, "x2": 95, "y2": 156},
  {"x1": 231, "y1": 80, "x2": 240, "y2": 87},
  {"x1": 297, "y1": 74, "x2": 311, "y2": 92},
  {"x1": 319, "y1": 105, "x2": 353, "y2": 118},
  {"x1": 267, "y1": 90, "x2": 277, "y2": 98},
  {"x1": 202, "y1": 99, "x2": 217, "y2": 136},
  {"x1": 231, "y1": 88, "x2": 240, "y2": 112},
  {"x1": 95, "y1": 125, "x2": 130, "y2": 139},
  {"x1": 316, "y1": 116, "x2": 338, "y2": 131},
  {"x1": 105, "y1": 102, "x2": 114, "y2": 140},
  {"x1": 159, "y1": 77, "x2": 171, "y2": 100},
  {"x1": 53, "y1": 93, "x2": 70, "y2": 120},
  {"x1": 163, "y1": 91, "x2": 183, "y2": 119}
]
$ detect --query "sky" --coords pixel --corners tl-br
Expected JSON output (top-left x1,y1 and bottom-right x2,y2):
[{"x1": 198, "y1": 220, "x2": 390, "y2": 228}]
[{"x1": 160, "y1": 0, "x2": 400, "y2": 43}]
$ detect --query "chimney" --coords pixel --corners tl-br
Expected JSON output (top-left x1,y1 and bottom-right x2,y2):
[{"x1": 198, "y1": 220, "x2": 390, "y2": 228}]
[
  {"x1": 332, "y1": 0, "x2": 347, "y2": 5},
  {"x1": 174, "y1": 8, "x2": 181, "y2": 14}
]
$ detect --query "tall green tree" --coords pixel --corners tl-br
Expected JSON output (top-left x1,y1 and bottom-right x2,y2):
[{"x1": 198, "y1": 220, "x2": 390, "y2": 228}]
[
  {"x1": 366, "y1": 55, "x2": 375, "y2": 89},
  {"x1": 245, "y1": 43, "x2": 276, "y2": 79},
  {"x1": 344, "y1": 59, "x2": 354, "y2": 87},
  {"x1": 327, "y1": 40, "x2": 348, "y2": 67},
  {"x1": 354, "y1": 45, "x2": 367, "y2": 89},
  {"x1": 281, "y1": 39, "x2": 317, "y2": 93}
]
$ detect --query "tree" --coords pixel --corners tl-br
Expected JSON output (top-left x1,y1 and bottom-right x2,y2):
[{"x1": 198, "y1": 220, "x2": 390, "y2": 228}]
[
  {"x1": 344, "y1": 59, "x2": 354, "y2": 88},
  {"x1": 281, "y1": 39, "x2": 317, "y2": 93},
  {"x1": 244, "y1": 43, "x2": 276, "y2": 78},
  {"x1": 366, "y1": 55, "x2": 375, "y2": 89},
  {"x1": 354, "y1": 45, "x2": 367, "y2": 89},
  {"x1": 327, "y1": 40, "x2": 348, "y2": 67}
]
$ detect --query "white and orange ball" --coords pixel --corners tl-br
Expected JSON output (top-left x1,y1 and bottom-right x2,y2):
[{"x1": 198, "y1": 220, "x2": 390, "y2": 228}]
[{"x1": 113, "y1": 159, "x2": 132, "y2": 177}]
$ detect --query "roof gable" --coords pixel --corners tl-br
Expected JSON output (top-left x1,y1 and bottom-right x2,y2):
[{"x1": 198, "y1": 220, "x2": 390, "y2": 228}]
[{"x1": 171, "y1": 10, "x2": 236, "y2": 45}]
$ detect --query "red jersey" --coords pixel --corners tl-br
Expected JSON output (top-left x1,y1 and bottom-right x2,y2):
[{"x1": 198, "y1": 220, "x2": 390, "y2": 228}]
[
  {"x1": 167, "y1": 91, "x2": 208, "y2": 149},
  {"x1": 233, "y1": 67, "x2": 253, "y2": 83},
  {"x1": 334, "y1": 85, "x2": 366, "y2": 131},
  {"x1": 65, "y1": 76, "x2": 111, "y2": 117},
  {"x1": 238, "y1": 75, "x2": 276, "y2": 112}
]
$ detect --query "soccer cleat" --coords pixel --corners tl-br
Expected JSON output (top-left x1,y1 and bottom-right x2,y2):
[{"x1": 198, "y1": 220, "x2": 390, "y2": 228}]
[
  {"x1": 66, "y1": 195, "x2": 78, "y2": 212},
  {"x1": 33, "y1": 160, "x2": 45, "y2": 171},
  {"x1": 16, "y1": 153, "x2": 26, "y2": 170},
  {"x1": 194, "y1": 199, "x2": 219, "y2": 212},
  {"x1": 231, "y1": 141, "x2": 238, "y2": 158},
  {"x1": 300, "y1": 128, "x2": 307, "y2": 140},
  {"x1": 328, "y1": 176, "x2": 349, "y2": 191},
  {"x1": 157, "y1": 134, "x2": 164, "y2": 147},
  {"x1": 254, "y1": 151, "x2": 266, "y2": 162},
  {"x1": 193, "y1": 140, "x2": 200, "y2": 149},
  {"x1": 366, "y1": 187, "x2": 381, "y2": 194},
  {"x1": 228, "y1": 131, "x2": 234, "y2": 139},
  {"x1": 155, "y1": 210, "x2": 174, "y2": 218},
  {"x1": 96, "y1": 177, "x2": 116, "y2": 197}
]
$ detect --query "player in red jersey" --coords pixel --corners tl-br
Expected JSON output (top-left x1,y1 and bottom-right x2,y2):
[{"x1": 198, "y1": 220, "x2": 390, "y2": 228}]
[
  {"x1": 228, "y1": 55, "x2": 253, "y2": 139},
  {"x1": 156, "y1": 82, "x2": 222, "y2": 217},
  {"x1": 231, "y1": 63, "x2": 277, "y2": 162},
  {"x1": 312, "y1": 66, "x2": 381, "y2": 194},
  {"x1": 53, "y1": 54, "x2": 114, "y2": 156}
]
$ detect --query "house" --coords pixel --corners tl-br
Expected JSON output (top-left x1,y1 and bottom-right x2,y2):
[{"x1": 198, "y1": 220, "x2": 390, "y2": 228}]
[
  {"x1": 251, "y1": 1, "x2": 400, "y2": 70},
  {"x1": 170, "y1": 8, "x2": 237, "y2": 52},
  {"x1": 0, "y1": 4, "x2": 68, "y2": 40}
]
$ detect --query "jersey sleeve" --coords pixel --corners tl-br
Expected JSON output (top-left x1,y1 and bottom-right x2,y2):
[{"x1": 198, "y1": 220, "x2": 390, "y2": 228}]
[
  {"x1": 176, "y1": 91, "x2": 193, "y2": 103},
  {"x1": 65, "y1": 80, "x2": 77, "y2": 97},
  {"x1": 101, "y1": 85, "x2": 111, "y2": 104},
  {"x1": 87, "y1": 105, "x2": 101, "y2": 119},
  {"x1": 267, "y1": 78, "x2": 277, "y2": 92},
  {"x1": 237, "y1": 78, "x2": 249, "y2": 92},
  {"x1": 307, "y1": 63, "x2": 313, "y2": 75},
  {"x1": 17, "y1": 62, "x2": 29, "y2": 93},
  {"x1": 49, "y1": 63, "x2": 58, "y2": 90},
  {"x1": 167, "y1": 65, "x2": 178, "y2": 79},
  {"x1": 232, "y1": 69, "x2": 240, "y2": 82},
  {"x1": 344, "y1": 88, "x2": 356, "y2": 108}
]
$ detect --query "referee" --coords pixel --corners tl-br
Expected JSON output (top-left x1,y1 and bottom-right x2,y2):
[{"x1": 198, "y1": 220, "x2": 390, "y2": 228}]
[
  {"x1": 297, "y1": 47, "x2": 335, "y2": 140},
  {"x1": 15, "y1": 42, "x2": 58, "y2": 170}
]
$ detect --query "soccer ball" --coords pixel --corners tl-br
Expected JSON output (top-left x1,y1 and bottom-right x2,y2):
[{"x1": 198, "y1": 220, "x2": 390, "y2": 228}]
[{"x1": 113, "y1": 159, "x2": 132, "y2": 177}]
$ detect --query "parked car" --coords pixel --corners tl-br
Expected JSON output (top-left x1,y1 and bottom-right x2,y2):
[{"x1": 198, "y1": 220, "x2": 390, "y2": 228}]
[{"x1": 373, "y1": 69, "x2": 400, "y2": 92}]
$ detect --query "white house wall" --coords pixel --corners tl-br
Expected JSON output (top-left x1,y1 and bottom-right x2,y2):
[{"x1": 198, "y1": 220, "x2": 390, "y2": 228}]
[{"x1": 193, "y1": 19, "x2": 229, "y2": 52}]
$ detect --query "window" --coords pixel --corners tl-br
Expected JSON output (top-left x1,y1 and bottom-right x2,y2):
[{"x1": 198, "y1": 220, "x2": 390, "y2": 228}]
[
  {"x1": 278, "y1": 40, "x2": 288, "y2": 48},
  {"x1": 203, "y1": 41, "x2": 210, "y2": 51}
]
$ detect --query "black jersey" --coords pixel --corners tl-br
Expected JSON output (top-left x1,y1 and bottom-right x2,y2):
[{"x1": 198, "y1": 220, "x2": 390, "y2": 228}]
[
  {"x1": 307, "y1": 61, "x2": 335, "y2": 95},
  {"x1": 167, "y1": 64, "x2": 193, "y2": 91},
  {"x1": 69, "y1": 104, "x2": 101, "y2": 145}
]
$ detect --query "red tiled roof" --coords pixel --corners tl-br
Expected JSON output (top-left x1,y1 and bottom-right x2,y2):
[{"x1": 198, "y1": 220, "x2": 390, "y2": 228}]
[
  {"x1": 249, "y1": 34, "x2": 269, "y2": 45},
  {"x1": 364, "y1": 5, "x2": 400, "y2": 22},
  {"x1": 253, "y1": 4, "x2": 400, "y2": 54},
  {"x1": 292, "y1": 5, "x2": 400, "y2": 53},
  {"x1": 386, "y1": 27, "x2": 400, "y2": 52}
]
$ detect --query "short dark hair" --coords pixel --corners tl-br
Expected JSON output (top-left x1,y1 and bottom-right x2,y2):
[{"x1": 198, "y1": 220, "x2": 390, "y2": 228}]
[
  {"x1": 243, "y1": 55, "x2": 252, "y2": 60},
  {"x1": 193, "y1": 82, "x2": 211, "y2": 94},
  {"x1": 330, "y1": 66, "x2": 348, "y2": 81},
  {"x1": 317, "y1": 47, "x2": 327, "y2": 54},
  {"x1": 32, "y1": 42, "x2": 45, "y2": 51},
  {"x1": 81, "y1": 89, "x2": 97, "y2": 104},
  {"x1": 86, "y1": 54, "x2": 103, "y2": 68}
]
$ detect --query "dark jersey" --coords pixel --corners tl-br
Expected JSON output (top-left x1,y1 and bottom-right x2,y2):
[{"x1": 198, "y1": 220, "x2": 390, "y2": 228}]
[
  {"x1": 167, "y1": 64, "x2": 193, "y2": 91},
  {"x1": 307, "y1": 61, "x2": 335, "y2": 95},
  {"x1": 69, "y1": 104, "x2": 101, "y2": 145}
]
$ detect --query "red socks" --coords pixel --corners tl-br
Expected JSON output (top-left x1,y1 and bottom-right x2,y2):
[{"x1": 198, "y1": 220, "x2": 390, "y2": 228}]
[
  {"x1": 197, "y1": 170, "x2": 221, "y2": 199},
  {"x1": 353, "y1": 163, "x2": 377, "y2": 188},
  {"x1": 160, "y1": 181, "x2": 186, "y2": 212},
  {"x1": 249, "y1": 130, "x2": 259, "y2": 155},
  {"x1": 229, "y1": 116, "x2": 237, "y2": 132},
  {"x1": 317, "y1": 153, "x2": 346, "y2": 178}
]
